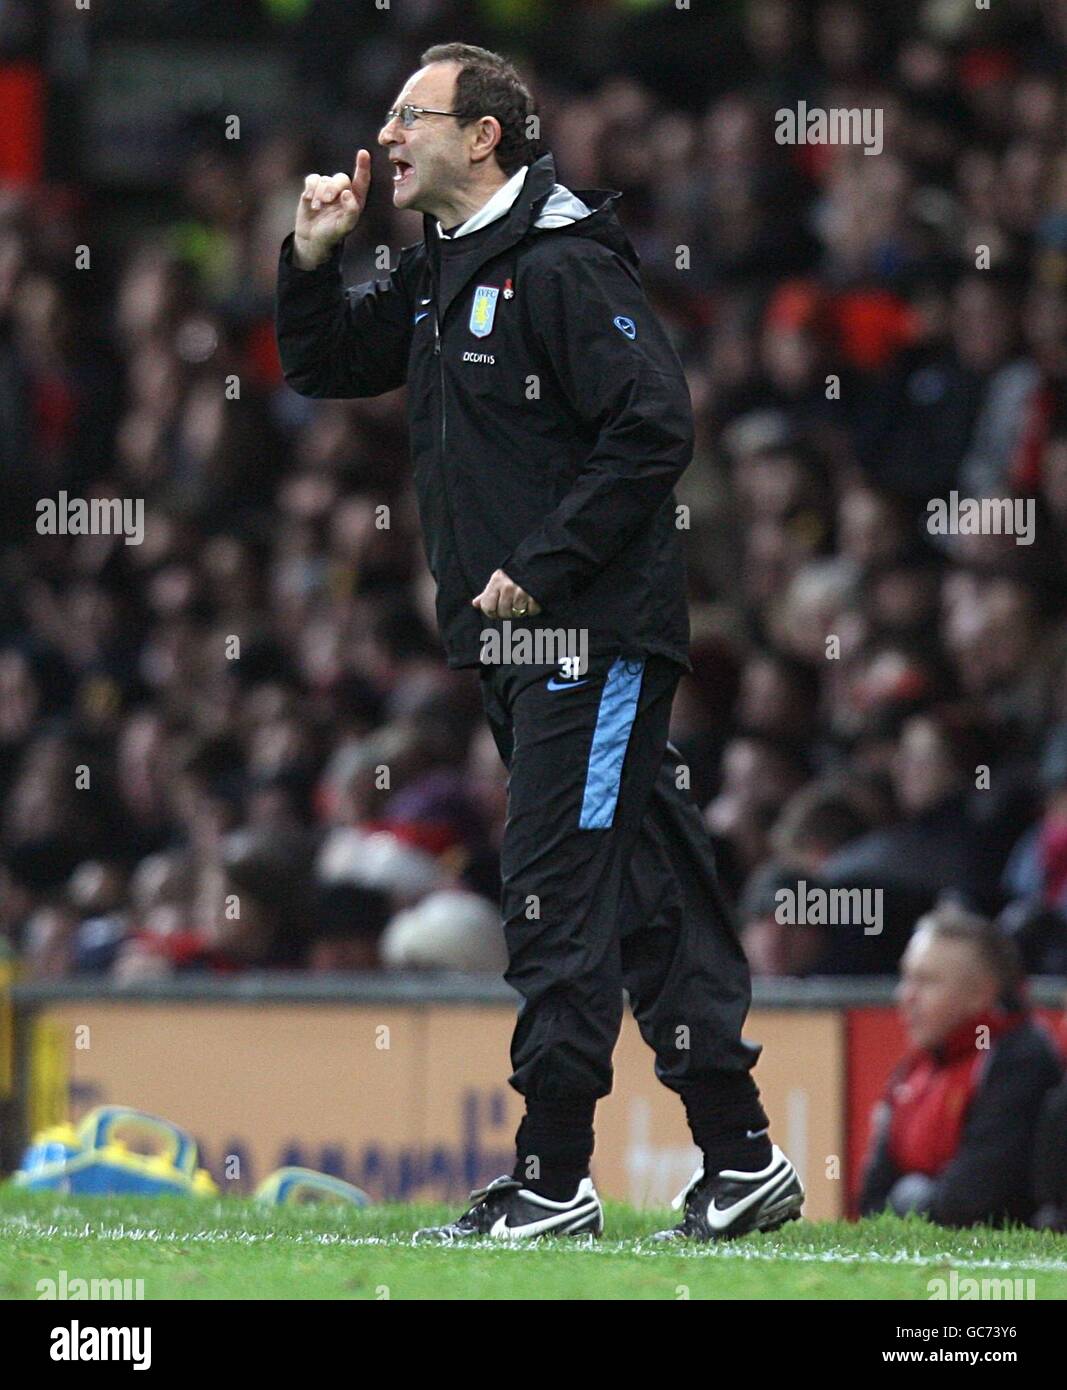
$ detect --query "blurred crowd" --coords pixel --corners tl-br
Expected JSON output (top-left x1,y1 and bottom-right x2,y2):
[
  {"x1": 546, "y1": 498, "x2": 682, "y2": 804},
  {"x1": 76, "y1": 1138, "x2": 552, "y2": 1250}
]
[{"x1": 5, "y1": 0, "x2": 1067, "y2": 981}]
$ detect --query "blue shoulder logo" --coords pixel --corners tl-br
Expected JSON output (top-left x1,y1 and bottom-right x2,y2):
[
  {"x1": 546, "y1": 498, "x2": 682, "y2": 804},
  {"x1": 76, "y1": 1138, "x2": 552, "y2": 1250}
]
[{"x1": 613, "y1": 316, "x2": 637, "y2": 339}]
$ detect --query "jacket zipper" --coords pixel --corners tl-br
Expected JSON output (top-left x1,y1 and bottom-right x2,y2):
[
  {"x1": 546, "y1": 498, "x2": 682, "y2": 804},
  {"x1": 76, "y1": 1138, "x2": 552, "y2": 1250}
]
[
  {"x1": 434, "y1": 308, "x2": 445, "y2": 464},
  {"x1": 432, "y1": 295, "x2": 479, "y2": 599}
]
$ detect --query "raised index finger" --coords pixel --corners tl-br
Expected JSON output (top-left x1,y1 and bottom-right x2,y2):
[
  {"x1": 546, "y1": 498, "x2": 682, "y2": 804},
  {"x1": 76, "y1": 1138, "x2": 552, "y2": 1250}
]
[{"x1": 352, "y1": 149, "x2": 372, "y2": 201}]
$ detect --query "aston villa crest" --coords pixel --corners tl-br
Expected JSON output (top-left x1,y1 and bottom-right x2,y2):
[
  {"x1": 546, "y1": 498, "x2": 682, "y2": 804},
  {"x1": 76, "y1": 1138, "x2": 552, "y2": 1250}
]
[{"x1": 469, "y1": 285, "x2": 499, "y2": 338}]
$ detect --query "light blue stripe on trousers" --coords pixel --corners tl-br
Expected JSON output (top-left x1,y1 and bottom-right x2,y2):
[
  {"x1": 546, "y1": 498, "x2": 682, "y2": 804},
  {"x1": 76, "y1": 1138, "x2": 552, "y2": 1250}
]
[{"x1": 579, "y1": 657, "x2": 646, "y2": 829}]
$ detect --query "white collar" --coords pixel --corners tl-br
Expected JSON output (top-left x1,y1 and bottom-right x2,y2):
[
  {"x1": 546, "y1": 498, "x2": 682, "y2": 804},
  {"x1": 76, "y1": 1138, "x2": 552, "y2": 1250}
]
[{"x1": 437, "y1": 165, "x2": 529, "y2": 240}]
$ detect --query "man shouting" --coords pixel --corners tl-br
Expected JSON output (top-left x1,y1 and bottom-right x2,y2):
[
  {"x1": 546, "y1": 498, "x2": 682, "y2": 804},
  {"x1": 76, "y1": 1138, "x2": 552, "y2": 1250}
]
[{"x1": 276, "y1": 42, "x2": 803, "y2": 1242}]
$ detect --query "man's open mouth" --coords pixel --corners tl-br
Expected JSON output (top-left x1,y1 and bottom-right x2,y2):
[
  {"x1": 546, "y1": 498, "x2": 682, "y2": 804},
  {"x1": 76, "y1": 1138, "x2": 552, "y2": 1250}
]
[{"x1": 392, "y1": 159, "x2": 414, "y2": 186}]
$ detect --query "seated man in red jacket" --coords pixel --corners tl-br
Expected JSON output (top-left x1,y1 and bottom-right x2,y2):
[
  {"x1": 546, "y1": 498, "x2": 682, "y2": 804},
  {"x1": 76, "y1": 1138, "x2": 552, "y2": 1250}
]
[{"x1": 860, "y1": 903, "x2": 1062, "y2": 1227}]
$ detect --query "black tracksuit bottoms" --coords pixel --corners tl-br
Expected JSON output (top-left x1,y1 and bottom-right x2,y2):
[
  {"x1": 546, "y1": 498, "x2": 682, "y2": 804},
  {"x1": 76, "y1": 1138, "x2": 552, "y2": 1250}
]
[{"x1": 478, "y1": 648, "x2": 764, "y2": 1143}]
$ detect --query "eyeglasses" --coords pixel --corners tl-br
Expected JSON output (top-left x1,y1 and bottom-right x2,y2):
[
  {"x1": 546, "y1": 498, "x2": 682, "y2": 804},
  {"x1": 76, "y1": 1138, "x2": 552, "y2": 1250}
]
[{"x1": 383, "y1": 104, "x2": 463, "y2": 131}]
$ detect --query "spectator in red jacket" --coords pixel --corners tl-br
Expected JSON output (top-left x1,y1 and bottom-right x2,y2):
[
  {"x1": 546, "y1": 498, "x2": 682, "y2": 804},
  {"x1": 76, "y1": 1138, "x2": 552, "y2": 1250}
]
[{"x1": 859, "y1": 903, "x2": 1062, "y2": 1227}]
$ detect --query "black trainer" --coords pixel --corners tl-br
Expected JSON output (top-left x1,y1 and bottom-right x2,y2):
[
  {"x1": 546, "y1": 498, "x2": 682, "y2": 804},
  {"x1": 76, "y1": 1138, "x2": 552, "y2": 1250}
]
[
  {"x1": 653, "y1": 1145, "x2": 804, "y2": 1241},
  {"x1": 412, "y1": 1174, "x2": 603, "y2": 1244}
]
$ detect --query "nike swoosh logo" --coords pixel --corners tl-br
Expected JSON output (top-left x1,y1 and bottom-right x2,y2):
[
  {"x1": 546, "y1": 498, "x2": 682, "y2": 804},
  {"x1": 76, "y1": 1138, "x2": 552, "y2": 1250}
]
[
  {"x1": 489, "y1": 1201, "x2": 600, "y2": 1239},
  {"x1": 705, "y1": 1163, "x2": 790, "y2": 1231},
  {"x1": 414, "y1": 311, "x2": 429, "y2": 323},
  {"x1": 420, "y1": 296, "x2": 432, "y2": 305},
  {"x1": 546, "y1": 677, "x2": 590, "y2": 691}
]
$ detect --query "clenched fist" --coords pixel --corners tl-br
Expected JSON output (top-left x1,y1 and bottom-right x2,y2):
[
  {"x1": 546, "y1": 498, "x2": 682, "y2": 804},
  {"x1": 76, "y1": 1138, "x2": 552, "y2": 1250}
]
[
  {"x1": 471, "y1": 570, "x2": 543, "y2": 621},
  {"x1": 293, "y1": 149, "x2": 372, "y2": 271}
]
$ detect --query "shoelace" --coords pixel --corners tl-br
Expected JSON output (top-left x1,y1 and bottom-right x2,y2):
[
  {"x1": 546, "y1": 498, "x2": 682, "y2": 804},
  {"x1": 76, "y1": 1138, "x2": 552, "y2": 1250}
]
[
  {"x1": 670, "y1": 1167, "x2": 706, "y2": 1211},
  {"x1": 456, "y1": 1176, "x2": 523, "y2": 1226},
  {"x1": 666, "y1": 1175, "x2": 712, "y2": 1235},
  {"x1": 671, "y1": 1205, "x2": 707, "y2": 1237},
  {"x1": 465, "y1": 1176, "x2": 522, "y2": 1205}
]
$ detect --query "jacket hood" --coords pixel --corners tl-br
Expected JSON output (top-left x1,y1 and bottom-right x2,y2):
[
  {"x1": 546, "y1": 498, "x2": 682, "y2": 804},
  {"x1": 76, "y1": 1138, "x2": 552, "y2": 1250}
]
[
  {"x1": 523, "y1": 152, "x2": 639, "y2": 268},
  {"x1": 534, "y1": 181, "x2": 593, "y2": 229},
  {"x1": 423, "y1": 152, "x2": 639, "y2": 321}
]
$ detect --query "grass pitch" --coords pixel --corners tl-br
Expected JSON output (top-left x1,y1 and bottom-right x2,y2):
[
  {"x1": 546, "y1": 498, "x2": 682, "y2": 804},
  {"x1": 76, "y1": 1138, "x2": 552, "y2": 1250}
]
[{"x1": 2, "y1": 1187, "x2": 1066, "y2": 1300}]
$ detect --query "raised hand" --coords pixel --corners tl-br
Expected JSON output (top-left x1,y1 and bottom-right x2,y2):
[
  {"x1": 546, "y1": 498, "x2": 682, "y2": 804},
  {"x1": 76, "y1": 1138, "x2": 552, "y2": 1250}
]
[{"x1": 293, "y1": 149, "x2": 372, "y2": 270}]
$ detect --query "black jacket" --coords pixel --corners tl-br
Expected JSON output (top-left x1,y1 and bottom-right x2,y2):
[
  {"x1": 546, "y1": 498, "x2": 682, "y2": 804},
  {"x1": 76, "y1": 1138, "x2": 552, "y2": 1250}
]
[
  {"x1": 858, "y1": 1018, "x2": 1063, "y2": 1227},
  {"x1": 1034, "y1": 1069, "x2": 1067, "y2": 1224},
  {"x1": 276, "y1": 152, "x2": 693, "y2": 671}
]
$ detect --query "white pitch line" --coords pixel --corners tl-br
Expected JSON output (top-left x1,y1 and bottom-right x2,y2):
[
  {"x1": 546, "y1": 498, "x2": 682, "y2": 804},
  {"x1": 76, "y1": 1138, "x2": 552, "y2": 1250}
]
[{"x1": 3, "y1": 1217, "x2": 1067, "y2": 1273}]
